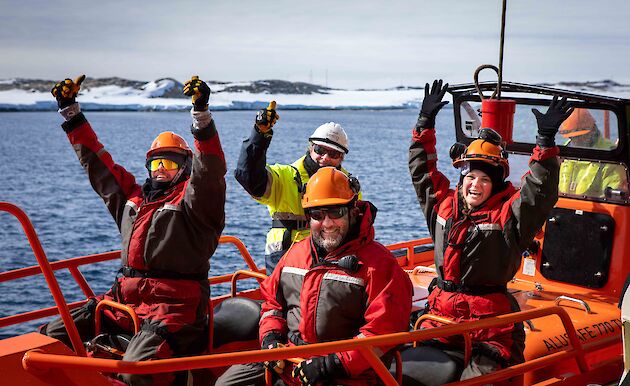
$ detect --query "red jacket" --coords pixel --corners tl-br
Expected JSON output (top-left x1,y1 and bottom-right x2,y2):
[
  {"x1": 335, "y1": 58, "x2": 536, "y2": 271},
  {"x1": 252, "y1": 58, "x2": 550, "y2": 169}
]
[
  {"x1": 63, "y1": 113, "x2": 226, "y2": 333},
  {"x1": 409, "y1": 128, "x2": 560, "y2": 364},
  {"x1": 259, "y1": 201, "x2": 413, "y2": 382}
]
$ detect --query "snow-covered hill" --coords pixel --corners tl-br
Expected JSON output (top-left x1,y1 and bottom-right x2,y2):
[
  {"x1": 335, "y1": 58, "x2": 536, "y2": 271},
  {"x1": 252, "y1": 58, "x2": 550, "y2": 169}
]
[{"x1": 0, "y1": 77, "x2": 627, "y2": 111}]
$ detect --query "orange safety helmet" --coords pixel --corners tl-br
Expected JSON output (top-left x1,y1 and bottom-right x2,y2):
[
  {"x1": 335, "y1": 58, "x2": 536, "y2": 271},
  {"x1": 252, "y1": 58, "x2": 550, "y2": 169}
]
[
  {"x1": 302, "y1": 167, "x2": 358, "y2": 209},
  {"x1": 559, "y1": 108, "x2": 597, "y2": 138},
  {"x1": 452, "y1": 128, "x2": 510, "y2": 179},
  {"x1": 146, "y1": 131, "x2": 192, "y2": 158}
]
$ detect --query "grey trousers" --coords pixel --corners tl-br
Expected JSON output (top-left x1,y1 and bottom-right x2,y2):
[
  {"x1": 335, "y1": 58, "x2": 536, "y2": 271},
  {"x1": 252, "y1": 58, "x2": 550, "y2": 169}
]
[{"x1": 215, "y1": 362, "x2": 268, "y2": 386}]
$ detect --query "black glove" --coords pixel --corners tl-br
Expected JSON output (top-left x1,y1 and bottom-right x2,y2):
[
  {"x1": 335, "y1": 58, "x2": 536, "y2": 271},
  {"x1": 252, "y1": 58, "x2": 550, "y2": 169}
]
[
  {"x1": 532, "y1": 96, "x2": 573, "y2": 147},
  {"x1": 292, "y1": 354, "x2": 346, "y2": 386},
  {"x1": 51, "y1": 75, "x2": 86, "y2": 109},
  {"x1": 255, "y1": 101, "x2": 279, "y2": 135},
  {"x1": 415, "y1": 79, "x2": 449, "y2": 132},
  {"x1": 261, "y1": 332, "x2": 286, "y2": 375},
  {"x1": 183, "y1": 75, "x2": 211, "y2": 111}
]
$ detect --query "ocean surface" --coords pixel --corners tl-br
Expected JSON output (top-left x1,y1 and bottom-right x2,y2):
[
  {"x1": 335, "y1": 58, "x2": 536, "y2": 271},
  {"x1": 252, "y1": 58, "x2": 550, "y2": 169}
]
[{"x1": 0, "y1": 109, "x2": 458, "y2": 339}]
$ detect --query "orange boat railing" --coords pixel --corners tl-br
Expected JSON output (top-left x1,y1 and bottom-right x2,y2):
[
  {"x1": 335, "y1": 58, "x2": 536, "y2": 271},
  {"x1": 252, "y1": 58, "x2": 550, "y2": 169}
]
[
  {"x1": 1, "y1": 201, "x2": 620, "y2": 384},
  {"x1": 21, "y1": 306, "x2": 595, "y2": 385},
  {"x1": 0, "y1": 201, "x2": 87, "y2": 357},
  {"x1": 0, "y1": 202, "x2": 264, "y2": 340}
]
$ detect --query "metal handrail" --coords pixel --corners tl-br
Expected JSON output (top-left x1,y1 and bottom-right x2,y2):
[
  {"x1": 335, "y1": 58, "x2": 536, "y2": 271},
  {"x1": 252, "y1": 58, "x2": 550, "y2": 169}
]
[
  {"x1": 230, "y1": 270, "x2": 268, "y2": 298},
  {"x1": 94, "y1": 299, "x2": 141, "y2": 335},
  {"x1": 23, "y1": 306, "x2": 590, "y2": 385},
  {"x1": 0, "y1": 202, "x2": 87, "y2": 357},
  {"x1": 0, "y1": 229, "x2": 262, "y2": 330}
]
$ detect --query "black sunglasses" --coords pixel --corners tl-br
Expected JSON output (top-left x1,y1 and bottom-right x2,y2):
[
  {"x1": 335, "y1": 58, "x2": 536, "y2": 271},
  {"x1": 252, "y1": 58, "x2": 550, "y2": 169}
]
[
  {"x1": 312, "y1": 144, "x2": 343, "y2": 159},
  {"x1": 307, "y1": 206, "x2": 348, "y2": 221}
]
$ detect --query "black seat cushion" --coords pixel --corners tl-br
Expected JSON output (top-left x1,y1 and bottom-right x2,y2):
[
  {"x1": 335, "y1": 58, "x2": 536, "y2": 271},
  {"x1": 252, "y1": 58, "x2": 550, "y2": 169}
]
[
  {"x1": 389, "y1": 345, "x2": 461, "y2": 386},
  {"x1": 213, "y1": 297, "x2": 262, "y2": 348}
]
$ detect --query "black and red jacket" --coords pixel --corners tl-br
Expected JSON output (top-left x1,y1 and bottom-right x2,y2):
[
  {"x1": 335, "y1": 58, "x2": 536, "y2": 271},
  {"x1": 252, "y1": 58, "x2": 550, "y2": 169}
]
[
  {"x1": 409, "y1": 128, "x2": 560, "y2": 365},
  {"x1": 62, "y1": 111, "x2": 226, "y2": 333},
  {"x1": 259, "y1": 201, "x2": 413, "y2": 384}
]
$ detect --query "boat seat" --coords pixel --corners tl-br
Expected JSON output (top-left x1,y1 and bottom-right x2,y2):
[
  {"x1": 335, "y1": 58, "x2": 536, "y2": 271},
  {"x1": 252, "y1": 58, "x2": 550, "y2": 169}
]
[
  {"x1": 389, "y1": 345, "x2": 461, "y2": 386},
  {"x1": 213, "y1": 297, "x2": 262, "y2": 349}
]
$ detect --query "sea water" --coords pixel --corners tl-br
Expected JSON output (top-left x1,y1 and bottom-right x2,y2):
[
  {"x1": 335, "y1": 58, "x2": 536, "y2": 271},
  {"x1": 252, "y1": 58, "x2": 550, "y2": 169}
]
[{"x1": 0, "y1": 109, "x2": 458, "y2": 338}]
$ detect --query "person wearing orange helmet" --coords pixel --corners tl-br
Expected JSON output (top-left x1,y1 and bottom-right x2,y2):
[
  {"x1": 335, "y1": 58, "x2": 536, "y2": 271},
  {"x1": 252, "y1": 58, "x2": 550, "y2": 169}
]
[
  {"x1": 558, "y1": 108, "x2": 623, "y2": 198},
  {"x1": 40, "y1": 75, "x2": 226, "y2": 386},
  {"x1": 216, "y1": 167, "x2": 412, "y2": 386},
  {"x1": 405, "y1": 80, "x2": 572, "y2": 384}
]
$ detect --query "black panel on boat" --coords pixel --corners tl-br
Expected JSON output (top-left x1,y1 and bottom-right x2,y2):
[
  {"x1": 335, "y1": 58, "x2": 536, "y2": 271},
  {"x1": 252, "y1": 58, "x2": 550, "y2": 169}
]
[{"x1": 541, "y1": 208, "x2": 614, "y2": 288}]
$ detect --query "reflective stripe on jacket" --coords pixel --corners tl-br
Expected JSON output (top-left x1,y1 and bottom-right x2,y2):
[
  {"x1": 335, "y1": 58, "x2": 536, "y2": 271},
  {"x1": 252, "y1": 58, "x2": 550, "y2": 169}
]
[
  {"x1": 259, "y1": 201, "x2": 412, "y2": 380},
  {"x1": 409, "y1": 128, "x2": 560, "y2": 364}
]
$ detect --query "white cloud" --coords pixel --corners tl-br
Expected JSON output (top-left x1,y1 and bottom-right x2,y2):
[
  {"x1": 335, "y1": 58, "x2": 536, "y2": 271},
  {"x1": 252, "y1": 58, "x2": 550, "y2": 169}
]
[{"x1": 0, "y1": 0, "x2": 628, "y2": 88}]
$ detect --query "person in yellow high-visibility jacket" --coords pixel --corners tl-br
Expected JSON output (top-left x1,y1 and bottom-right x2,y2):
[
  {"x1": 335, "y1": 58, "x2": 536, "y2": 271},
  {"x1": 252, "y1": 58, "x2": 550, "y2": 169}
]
[
  {"x1": 234, "y1": 102, "x2": 361, "y2": 274},
  {"x1": 558, "y1": 108, "x2": 623, "y2": 198}
]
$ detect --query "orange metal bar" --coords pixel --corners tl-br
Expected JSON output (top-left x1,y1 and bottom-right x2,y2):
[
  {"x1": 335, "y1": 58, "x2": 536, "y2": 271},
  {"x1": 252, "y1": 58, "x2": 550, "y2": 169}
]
[
  {"x1": 415, "y1": 314, "x2": 473, "y2": 366},
  {"x1": 68, "y1": 266, "x2": 95, "y2": 298},
  {"x1": 0, "y1": 300, "x2": 87, "y2": 329},
  {"x1": 394, "y1": 350, "x2": 403, "y2": 384},
  {"x1": 446, "y1": 349, "x2": 582, "y2": 386},
  {"x1": 0, "y1": 251, "x2": 119, "y2": 283},
  {"x1": 23, "y1": 306, "x2": 586, "y2": 382},
  {"x1": 219, "y1": 235, "x2": 261, "y2": 273},
  {"x1": 357, "y1": 346, "x2": 398, "y2": 386},
  {"x1": 230, "y1": 270, "x2": 268, "y2": 297},
  {"x1": 94, "y1": 300, "x2": 140, "y2": 335},
  {"x1": 0, "y1": 202, "x2": 86, "y2": 357}
]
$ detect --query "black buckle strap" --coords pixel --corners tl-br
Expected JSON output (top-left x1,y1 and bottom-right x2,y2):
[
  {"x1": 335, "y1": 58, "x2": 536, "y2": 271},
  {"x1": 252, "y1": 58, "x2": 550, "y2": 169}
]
[
  {"x1": 436, "y1": 278, "x2": 506, "y2": 295},
  {"x1": 271, "y1": 219, "x2": 309, "y2": 230},
  {"x1": 119, "y1": 266, "x2": 206, "y2": 281}
]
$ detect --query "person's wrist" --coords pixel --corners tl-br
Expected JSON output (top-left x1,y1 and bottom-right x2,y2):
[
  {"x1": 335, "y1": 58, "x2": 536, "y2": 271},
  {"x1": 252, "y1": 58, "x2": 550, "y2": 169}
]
[
  {"x1": 254, "y1": 124, "x2": 273, "y2": 138},
  {"x1": 59, "y1": 103, "x2": 81, "y2": 121},
  {"x1": 261, "y1": 332, "x2": 284, "y2": 349},
  {"x1": 536, "y1": 134, "x2": 555, "y2": 148},
  {"x1": 416, "y1": 114, "x2": 435, "y2": 131},
  {"x1": 324, "y1": 354, "x2": 346, "y2": 379}
]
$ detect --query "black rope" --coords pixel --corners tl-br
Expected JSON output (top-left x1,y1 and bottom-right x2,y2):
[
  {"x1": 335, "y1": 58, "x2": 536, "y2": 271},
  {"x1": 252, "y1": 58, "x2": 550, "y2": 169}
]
[{"x1": 498, "y1": 0, "x2": 508, "y2": 98}]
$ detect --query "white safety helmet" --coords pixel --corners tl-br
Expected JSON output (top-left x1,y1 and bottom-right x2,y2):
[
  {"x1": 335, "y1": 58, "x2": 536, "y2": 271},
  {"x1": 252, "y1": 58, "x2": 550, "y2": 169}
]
[{"x1": 309, "y1": 122, "x2": 349, "y2": 154}]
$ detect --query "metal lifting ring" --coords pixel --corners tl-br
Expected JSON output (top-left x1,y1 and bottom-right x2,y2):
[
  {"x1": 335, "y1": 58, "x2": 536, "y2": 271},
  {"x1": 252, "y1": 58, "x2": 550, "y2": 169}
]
[{"x1": 473, "y1": 64, "x2": 501, "y2": 101}]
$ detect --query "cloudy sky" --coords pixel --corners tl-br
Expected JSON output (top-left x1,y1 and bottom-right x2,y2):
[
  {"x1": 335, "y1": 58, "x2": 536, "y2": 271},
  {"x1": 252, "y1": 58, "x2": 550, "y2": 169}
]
[{"x1": 1, "y1": 0, "x2": 628, "y2": 88}]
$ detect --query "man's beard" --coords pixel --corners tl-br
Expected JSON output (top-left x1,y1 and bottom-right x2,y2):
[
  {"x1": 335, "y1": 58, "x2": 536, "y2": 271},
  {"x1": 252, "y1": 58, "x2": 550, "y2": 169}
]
[{"x1": 312, "y1": 229, "x2": 345, "y2": 253}]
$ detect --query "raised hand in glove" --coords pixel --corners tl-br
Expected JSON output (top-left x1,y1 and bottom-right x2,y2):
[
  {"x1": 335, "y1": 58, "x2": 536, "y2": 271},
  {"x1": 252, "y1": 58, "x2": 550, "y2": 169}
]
[
  {"x1": 292, "y1": 354, "x2": 346, "y2": 386},
  {"x1": 183, "y1": 75, "x2": 210, "y2": 111},
  {"x1": 416, "y1": 79, "x2": 449, "y2": 132},
  {"x1": 532, "y1": 96, "x2": 573, "y2": 147},
  {"x1": 255, "y1": 101, "x2": 280, "y2": 135},
  {"x1": 261, "y1": 332, "x2": 286, "y2": 375},
  {"x1": 51, "y1": 75, "x2": 86, "y2": 109}
]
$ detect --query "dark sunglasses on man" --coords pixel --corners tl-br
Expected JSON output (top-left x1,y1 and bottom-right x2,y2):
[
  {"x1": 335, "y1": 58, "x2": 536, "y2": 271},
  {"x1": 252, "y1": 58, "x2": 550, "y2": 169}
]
[
  {"x1": 307, "y1": 206, "x2": 348, "y2": 221},
  {"x1": 312, "y1": 144, "x2": 343, "y2": 159}
]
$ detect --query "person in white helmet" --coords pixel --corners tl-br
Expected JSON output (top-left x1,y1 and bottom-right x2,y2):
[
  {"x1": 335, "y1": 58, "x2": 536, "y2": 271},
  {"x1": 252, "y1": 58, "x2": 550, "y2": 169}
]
[{"x1": 234, "y1": 102, "x2": 361, "y2": 274}]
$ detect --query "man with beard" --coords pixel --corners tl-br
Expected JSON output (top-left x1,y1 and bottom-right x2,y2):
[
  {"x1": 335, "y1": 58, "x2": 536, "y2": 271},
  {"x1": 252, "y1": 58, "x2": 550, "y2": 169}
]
[
  {"x1": 216, "y1": 167, "x2": 412, "y2": 386},
  {"x1": 234, "y1": 102, "x2": 361, "y2": 275},
  {"x1": 40, "y1": 75, "x2": 226, "y2": 386}
]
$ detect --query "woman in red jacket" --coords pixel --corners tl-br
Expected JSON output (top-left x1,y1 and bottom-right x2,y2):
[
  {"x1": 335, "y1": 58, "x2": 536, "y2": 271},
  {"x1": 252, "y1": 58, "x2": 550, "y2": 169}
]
[{"x1": 406, "y1": 80, "x2": 572, "y2": 384}]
